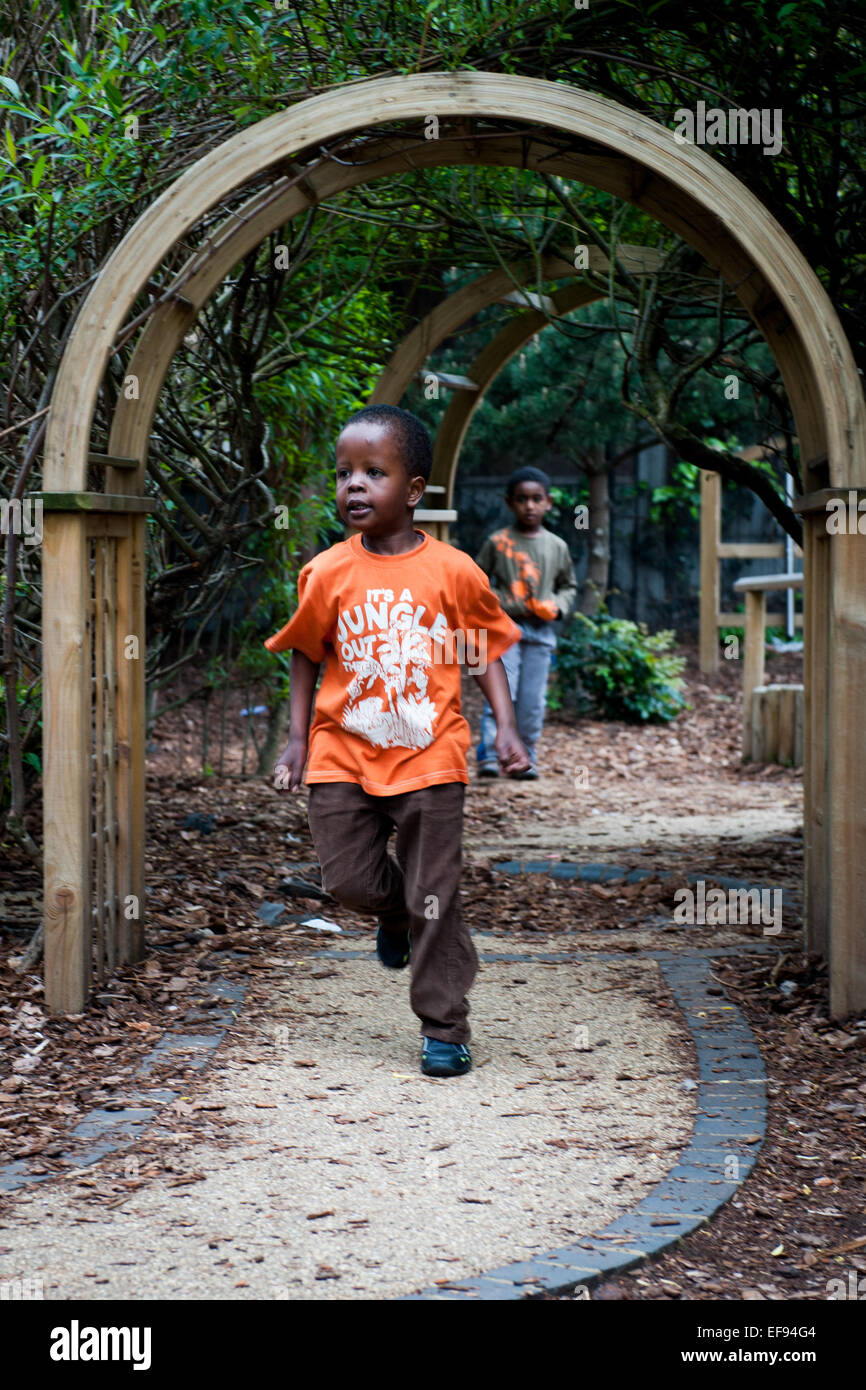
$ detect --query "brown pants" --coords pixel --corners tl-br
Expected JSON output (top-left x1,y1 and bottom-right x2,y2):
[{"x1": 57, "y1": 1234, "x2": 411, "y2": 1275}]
[{"x1": 306, "y1": 781, "x2": 478, "y2": 1044}]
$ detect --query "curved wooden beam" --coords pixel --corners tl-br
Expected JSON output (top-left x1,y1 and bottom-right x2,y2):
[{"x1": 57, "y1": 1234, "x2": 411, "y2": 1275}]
[
  {"x1": 102, "y1": 133, "x2": 701, "y2": 492},
  {"x1": 105, "y1": 139, "x2": 611, "y2": 487},
  {"x1": 47, "y1": 71, "x2": 864, "y2": 495},
  {"x1": 368, "y1": 253, "x2": 575, "y2": 407},
  {"x1": 369, "y1": 244, "x2": 666, "y2": 411}
]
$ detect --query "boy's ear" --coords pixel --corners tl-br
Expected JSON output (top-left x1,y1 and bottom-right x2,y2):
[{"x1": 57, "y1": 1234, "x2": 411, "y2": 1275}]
[{"x1": 408, "y1": 475, "x2": 427, "y2": 504}]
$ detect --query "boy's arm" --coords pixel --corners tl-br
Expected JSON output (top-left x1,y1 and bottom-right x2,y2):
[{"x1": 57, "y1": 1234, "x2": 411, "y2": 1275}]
[
  {"x1": 274, "y1": 649, "x2": 320, "y2": 792},
  {"x1": 472, "y1": 659, "x2": 531, "y2": 774},
  {"x1": 552, "y1": 541, "x2": 578, "y2": 621}
]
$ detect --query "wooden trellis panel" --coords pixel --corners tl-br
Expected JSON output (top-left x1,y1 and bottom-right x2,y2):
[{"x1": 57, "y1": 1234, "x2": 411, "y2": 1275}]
[
  {"x1": 87, "y1": 533, "x2": 120, "y2": 983},
  {"x1": 41, "y1": 500, "x2": 150, "y2": 1012}
]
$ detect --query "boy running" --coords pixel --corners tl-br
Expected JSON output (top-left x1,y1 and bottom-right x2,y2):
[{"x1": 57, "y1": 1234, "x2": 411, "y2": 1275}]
[
  {"x1": 265, "y1": 405, "x2": 530, "y2": 1077},
  {"x1": 475, "y1": 467, "x2": 577, "y2": 779}
]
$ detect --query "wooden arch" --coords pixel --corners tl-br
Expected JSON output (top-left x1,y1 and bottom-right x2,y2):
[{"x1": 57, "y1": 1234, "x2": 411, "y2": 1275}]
[
  {"x1": 40, "y1": 72, "x2": 866, "y2": 1015},
  {"x1": 431, "y1": 281, "x2": 605, "y2": 495},
  {"x1": 369, "y1": 254, "x2": 576, "y2": 406},
  {"x1": 369, "y1": 244, "x2": 660, "y2": 411}
]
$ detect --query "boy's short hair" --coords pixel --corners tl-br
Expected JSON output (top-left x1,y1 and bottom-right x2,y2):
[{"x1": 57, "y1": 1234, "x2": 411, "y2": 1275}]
[
  {"x1": 340, "y1": 404, "x2": 433, "y2": 484},
  {"x1": 506, "y1": 465, "x2": 552, "y2": 498}
]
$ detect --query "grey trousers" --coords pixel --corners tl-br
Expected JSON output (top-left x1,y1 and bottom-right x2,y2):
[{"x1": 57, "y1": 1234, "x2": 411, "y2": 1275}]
[
  {"x1": 478, "y1": 620, "x2": 557, "y2": 766},
  {"x1": 306, "y1": 780, "x2": 478, "y2": 1044}
]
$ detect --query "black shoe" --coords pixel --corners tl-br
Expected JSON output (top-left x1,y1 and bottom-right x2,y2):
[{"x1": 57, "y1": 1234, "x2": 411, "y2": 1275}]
[
  {"x1": 376, "y1": 922, "x2": 411, "y2": 969},
  {"x1": 509, "y1": 766, "x2": 539, "y2": 779},
  {"x1": 477, "y1": 761, "x2": 500, "y2": 777},
  {"x1": 421, "y1": 1037, "x2": 472, "y2": 1077}
]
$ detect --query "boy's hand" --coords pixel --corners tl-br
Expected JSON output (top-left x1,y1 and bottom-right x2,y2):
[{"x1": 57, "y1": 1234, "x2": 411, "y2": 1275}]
[
  {"x1": 495, "y1": 727, "x2": 531, "y2": 774},
  {"x1": 525, "y1": 595, "x2": 559, "y2": 621},
  {"x1": 273, "y1": 736, "x2": 307, "y2": 792}
]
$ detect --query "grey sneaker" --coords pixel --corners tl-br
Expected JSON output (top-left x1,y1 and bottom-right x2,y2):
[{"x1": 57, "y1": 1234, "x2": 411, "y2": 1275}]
[
  {"x1": 478, "y1": 761, "x2": 500, "y2": 777},
  {"x1": 509, "y1": 766, "x2": 539, "y2": 779}
]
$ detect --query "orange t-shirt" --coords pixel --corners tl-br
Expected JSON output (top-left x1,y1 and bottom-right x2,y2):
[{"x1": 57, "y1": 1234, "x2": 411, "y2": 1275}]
[{"x1": 264, "y1": 530, "x2": 521, "y2": 795}]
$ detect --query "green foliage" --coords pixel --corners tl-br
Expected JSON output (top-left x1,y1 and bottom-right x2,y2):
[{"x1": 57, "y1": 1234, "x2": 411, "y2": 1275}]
[
  {"x1": 643, "y1": 459, "x2": 701, "y2": 524},
  {"x1": 549, "y1": 607, "x2": 687, "y2": 723},
  {"x1": 548, "y1": 482, "x2": 589, "y2": 529},
  {"x1": 417, "y1": 296, "x2": 641, "y2": 472}
]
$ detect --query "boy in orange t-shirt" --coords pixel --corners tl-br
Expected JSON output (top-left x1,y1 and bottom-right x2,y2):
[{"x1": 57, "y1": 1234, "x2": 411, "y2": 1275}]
[{"x1": 265, "y1": 404, "x2": 529, "y2": 1077}]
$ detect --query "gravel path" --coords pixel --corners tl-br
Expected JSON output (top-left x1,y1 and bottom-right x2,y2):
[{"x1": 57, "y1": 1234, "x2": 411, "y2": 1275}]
[
  {"x1": 465, "y1": 803, "x2": 802, "y2": 862},
  {"x1": 0, "y1": 948, "x2": 694, "y2": 1299}
]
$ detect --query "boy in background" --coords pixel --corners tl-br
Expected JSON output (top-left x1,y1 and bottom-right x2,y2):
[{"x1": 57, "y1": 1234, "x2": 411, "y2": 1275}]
[
  {"x1": 475, "y1": 466, "x2": 577, "y2": 779},
  {"x1": 266, "y1": 405, "x2": 530, "y2": 1077}
]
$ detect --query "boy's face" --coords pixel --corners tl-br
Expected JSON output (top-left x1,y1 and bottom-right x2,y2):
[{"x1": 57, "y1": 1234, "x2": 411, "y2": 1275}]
[
  {"x1": 507, "y1": 480, "x2": 552, "y2": 529},
  {"x1": 336, "y1": 421, "x2": 426, "y2": 535}
]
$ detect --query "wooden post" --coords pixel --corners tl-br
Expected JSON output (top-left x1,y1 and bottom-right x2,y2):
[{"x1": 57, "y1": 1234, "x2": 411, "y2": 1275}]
[
  {"x1": 93, "y1": 535, "x2": 106, "y2": 981},
  {"x1": 42, "y1": 514, "x2": 91, "y2": 1013},
  {"x1": 775, "y1": 685, "x2": 799, "y2": 765},
  {"x1": 826, "y1": 527, "x2": 866, "y2": 1017},
  {"x1": 751, "y1": 685, "x2": 778, "y2": 763},
  {"x1": 747, "y1": 685, "x2": 803, "y2": 766},
  {"x1": 794, "y1": 678, "x2": 805, "y2": 770},
  {"x1": 797, "y1": 509, "x2": 831, "y2": 959},
  {"x1": 735, "y1": 572, "x2": 804, "y2": 763},
  {"x1": 42, "y1": 498, "x2": 154, "y2": 1011},
  {"x1": 699, "y1": 471, "x2": 720, "y2": 672},
  {"x1": 741, "y1": 589, "x2": 766, "y2": 760}
]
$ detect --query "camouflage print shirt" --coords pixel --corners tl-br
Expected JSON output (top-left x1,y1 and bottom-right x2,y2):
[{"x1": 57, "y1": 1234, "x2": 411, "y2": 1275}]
[{"x1": 475, "y1": 526, "x2": 577, "y2": 626}]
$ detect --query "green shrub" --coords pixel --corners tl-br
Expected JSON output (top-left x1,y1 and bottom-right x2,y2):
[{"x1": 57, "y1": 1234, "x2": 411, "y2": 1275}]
[{"x1": 548, "y1": 608, "x2": 687, "y2": 723}]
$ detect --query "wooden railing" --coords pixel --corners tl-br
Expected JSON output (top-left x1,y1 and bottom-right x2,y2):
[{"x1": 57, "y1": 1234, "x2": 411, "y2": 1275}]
[{"x1": 699, "y1": 469, "x2": 802, "y2": 671}]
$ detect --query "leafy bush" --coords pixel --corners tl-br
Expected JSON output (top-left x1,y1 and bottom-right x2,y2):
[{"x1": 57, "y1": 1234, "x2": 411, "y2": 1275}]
[{"x1": 548, "y1": 608, "x2": 687, "y2": 723}]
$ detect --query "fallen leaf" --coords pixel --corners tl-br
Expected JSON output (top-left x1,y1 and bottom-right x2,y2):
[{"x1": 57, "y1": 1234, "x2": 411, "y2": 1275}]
[
  {"x1": 822, "y1": 1235, "x2": 866, "y2": 1259},
  {"x1": 166, "y1": 1172, "x2": 207, "y2": 1188}
]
